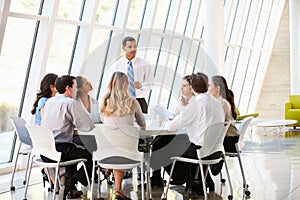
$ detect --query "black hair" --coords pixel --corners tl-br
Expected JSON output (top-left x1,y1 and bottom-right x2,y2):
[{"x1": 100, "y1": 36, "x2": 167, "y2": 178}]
[
  {"x1": 122, "y1": 36, "x2": 136, "y2": 46},
  {"x1": 55, "y1": 75, "x2": 76, "y2": 94}
]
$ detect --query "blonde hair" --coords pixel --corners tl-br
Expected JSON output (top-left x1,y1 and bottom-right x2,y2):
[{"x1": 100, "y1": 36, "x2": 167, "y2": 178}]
[{"x1": 100, "y1": 72, "x2": 134, "y2": 117}]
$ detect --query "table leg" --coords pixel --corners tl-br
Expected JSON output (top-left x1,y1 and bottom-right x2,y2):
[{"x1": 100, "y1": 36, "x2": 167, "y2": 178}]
[{"x1": 144, "y1": 137, "x2": 152, "y2": 200}]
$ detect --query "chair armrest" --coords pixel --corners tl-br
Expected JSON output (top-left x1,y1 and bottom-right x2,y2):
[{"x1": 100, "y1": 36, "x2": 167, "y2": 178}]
[
  {"x1": 285, "y1": 102, "x2": 292, "y2": 110},
  {"x1": 236, "y1": 113, "x2": 259, "y2": 121}
]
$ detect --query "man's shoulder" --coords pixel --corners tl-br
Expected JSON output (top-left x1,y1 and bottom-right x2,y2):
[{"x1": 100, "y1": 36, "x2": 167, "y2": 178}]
[{"x1": 48, "y1": 95, "x2": 74, "y2": 104}]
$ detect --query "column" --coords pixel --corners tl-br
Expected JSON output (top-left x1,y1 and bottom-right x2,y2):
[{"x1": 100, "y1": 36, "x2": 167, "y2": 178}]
[
  {"x1": 289, "y1": 0, "x2": 300, "y2": 94},
  {"x1": 203, "y1": 0, "x2": 224, "y2": 77}
]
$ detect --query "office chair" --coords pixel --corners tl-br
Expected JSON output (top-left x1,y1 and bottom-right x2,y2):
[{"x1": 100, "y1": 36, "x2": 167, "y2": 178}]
[
  {"x1": 223, "y1": 116, "x2": 253, "y2": 197},
  {"x1": 78, "y1": 125, "x2": 145, "y2": 200},
  {"x1": 24, "y1": 125, "x2": 91, "y2": 200},
  {"x1": 9, "y1": 117, "x2": 32, "y2": 191},
  {"x1": 162, "y1": 122, "x2": 233, "y2": 200}
]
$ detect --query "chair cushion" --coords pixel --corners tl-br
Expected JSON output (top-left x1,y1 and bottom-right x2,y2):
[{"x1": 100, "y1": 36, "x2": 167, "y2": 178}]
[
  {"x1": 287, "y1": 109, "x2": 300, "y2": 113},
  {"x1": 100, "y1": 156, "x2": 140, "y2": 164}
]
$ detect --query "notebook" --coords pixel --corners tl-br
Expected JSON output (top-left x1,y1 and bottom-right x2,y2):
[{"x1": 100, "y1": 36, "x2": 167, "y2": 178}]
[{"x1": 91, "y1": 104, "x2": 102, "y2": 123}]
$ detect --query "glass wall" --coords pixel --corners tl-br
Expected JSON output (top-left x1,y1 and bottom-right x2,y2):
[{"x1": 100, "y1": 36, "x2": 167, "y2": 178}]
[{"x1": 0, "y1": 0, "x2": 285, "y2": 165}]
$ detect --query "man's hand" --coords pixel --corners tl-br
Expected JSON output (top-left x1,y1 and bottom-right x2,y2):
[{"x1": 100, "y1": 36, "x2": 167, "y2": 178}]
[
  {"x1": 134, "y1": 81, "x2": 142, "y2": 89},
  {"x1": 180, "y1": 96, "x2": 188, "y2": 106}
]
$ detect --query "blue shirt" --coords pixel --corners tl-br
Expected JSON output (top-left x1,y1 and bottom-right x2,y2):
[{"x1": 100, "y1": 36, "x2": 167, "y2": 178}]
[{"x1": 34, "y1": 97, "x2": 48, "y2": 125}]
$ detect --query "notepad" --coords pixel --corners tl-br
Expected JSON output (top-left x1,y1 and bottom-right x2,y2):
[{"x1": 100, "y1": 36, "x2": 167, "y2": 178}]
[{"x1": 91, "y1": 104, "x2": 102, "y2": 123}]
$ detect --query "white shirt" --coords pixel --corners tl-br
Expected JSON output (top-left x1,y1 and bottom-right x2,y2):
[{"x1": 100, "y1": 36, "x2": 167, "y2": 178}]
[
  {"x1": 110, "y1": 56, "x2": 154, "y2": 98},
  {"x1": 166, "y1": 93, "x2": 225, "y2": 146},
  {"x1": 77, "y1": 96, "x2": 101, "y2": 123},
  {"x1": 171, "y1": 96, "x2": 196, "y2": 117},
  {"x1": 42, "y1": 94, "x2": 94, "y2": 143}
]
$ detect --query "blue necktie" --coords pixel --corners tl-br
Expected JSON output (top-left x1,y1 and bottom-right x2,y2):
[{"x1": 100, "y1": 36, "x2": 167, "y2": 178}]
[{"x1": 127, "y1": 60, "x2": 136, "y2": 97}]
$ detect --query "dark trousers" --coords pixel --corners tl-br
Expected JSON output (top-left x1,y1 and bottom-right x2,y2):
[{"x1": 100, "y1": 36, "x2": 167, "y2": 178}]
[
  {"x1": 137, "y1": 97, "x2": 148, "y2": 151},
  {"x1": 223, "y1": 136, "x2": 239, "y2": 152},
  {"x1": 136, "y1": 98, "x2": 148, "y2": 114},
  {"x1": 151, "y1": 136, "x2": 213, "y2": 185},
  {"x1": 41, "y1": 142, "x2": 93, "y2": 186}
]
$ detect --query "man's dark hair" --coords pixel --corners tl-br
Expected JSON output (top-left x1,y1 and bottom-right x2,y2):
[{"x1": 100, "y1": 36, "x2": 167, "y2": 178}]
[
  {"x1": 55, "y1": 75, "x2": 75, "y2": 94},
  {"x1": 122, "y1": 36, "x2": 136, "y2": 46},
  {"x1": 190, "y1": 72, "x2": 208, "y2": 93}
]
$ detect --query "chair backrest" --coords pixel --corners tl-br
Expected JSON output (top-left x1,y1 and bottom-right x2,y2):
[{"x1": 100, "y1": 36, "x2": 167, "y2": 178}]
[
  {"x1": 25, "y1": 125, "x2": 61, "y2": 161},
  {"x1": 237, "y1": 116, "x2": 253, "y2": 150},
  {"x1": 9, "y1": 117, "x2": 32, "y2": 146},
  {"x1": 290, "y1": 95, "x2": 300, "y2": 108},
  {"x1": 199, "y1": 122, "x2": 230, "y2": 158},
  {"x1": 78, "y1": 125, "x2": 143, "y2": 162}
]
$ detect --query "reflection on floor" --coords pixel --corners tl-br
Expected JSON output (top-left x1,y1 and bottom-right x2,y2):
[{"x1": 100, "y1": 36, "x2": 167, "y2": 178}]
[{"x1": 1, "y1": 126, "x2": 300, "y2": 200}]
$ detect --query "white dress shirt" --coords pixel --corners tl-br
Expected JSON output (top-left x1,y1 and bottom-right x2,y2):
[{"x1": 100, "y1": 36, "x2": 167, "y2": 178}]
[
  {"x1": 166, "y1": 93, "x2": 225, "y2": 146},
  {"x1": 110, "y1": 56, "x2": 154, "y2": 98},
  {"x1": 42, "y1": 94, "x2": 94, "y2": 143}
]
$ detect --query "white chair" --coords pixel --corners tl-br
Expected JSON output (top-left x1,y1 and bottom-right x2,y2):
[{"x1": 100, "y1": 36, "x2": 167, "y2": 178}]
[
  {"x1": 9, "y1": 117, "x2": 32, "y2": 191},
  {"x1": 24, "y1": 125, "x2": 91, "y2": 200},
  {"x1": 224, "y1": 116, "x2": 253, "y2": 197},
  {"x1": 78, "y1": 125, "x2": 145, "y2": 200},
  {"x1": 162, "y1": 122, "x2": 233, "y2": 200}
]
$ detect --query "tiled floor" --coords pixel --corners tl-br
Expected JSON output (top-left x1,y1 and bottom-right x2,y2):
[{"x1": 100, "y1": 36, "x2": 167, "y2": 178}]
[{"x1": 1, "y1": 124, "x2": 300, "y2": 200}]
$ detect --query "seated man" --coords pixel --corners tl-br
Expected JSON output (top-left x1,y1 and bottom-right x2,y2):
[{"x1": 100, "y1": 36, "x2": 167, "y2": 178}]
[
  {"x1": 150, "y1": 72, "x2": 225, "y2": 195},
  {"x1": 42, "y1": 75, "x2": 94, "y2": 200},
  {"x1": 150, "y1": 75, "x2": 195, "y2": 187}
]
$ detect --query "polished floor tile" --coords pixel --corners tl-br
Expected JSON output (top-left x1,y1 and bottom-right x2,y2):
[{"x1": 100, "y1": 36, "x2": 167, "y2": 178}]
[{"x1": 1, "y1": 126, "x2": 300, "y2": 199}]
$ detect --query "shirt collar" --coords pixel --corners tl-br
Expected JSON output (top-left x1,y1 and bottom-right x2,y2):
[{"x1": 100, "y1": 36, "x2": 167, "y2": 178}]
[
  {"x1": 126, "y1": 56, "x2": 137, "y2": 64},
  {"x1": 195, "y1": 93, "x2": 207, "y2": 100}
]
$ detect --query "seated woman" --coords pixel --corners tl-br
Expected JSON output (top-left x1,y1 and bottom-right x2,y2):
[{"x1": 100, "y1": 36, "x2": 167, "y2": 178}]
[
  {"x1": 100, "y1": 72, "x2": 146, "y2": 200},
  {"x1": 31, "y1": 73, "x2": 58, "y2": 125},
  {"x1": 76, "y1": 76, "x2": 101, "y2": 123},
  {"x1": 208, "y1": 75, "x2": 239, "y2": 152},
  {"x1": 31, "y1": 73, "x2": 58, "y2": 189}
]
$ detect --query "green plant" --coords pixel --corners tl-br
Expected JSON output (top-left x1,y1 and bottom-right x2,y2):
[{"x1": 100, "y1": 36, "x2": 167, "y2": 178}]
[{"x1": 0, "y1": 102, "x2": 18, "y2": 132}]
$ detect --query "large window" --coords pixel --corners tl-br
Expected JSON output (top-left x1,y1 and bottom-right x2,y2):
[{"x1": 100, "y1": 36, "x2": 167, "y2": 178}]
[{"x1": 0, "y1": 0, "x2": 286, "y2": 166}]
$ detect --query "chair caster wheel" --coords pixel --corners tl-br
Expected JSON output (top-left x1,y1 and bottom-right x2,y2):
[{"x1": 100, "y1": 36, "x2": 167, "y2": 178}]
[
  {"x1": 221, "y1": 178, "x2": 226, "y2": 183},
  {"x1": 228, "y1": 195, "x2": 233, "y2": 200},
  {"x1": 10, "y1": 186, "x2": 15, "y2": 191},
  {"x1": 161, "y1": 198, "x2": 167, "y2": 200},
  {"x1": 23, "y1": 180, "x2": 26, "y2": 185},
  {"x1": 245, "y1": 190, "x2": 251, "y2": 196},
  {"x1": 48, "y1": 187, "x2": 53, "y2": 192}
]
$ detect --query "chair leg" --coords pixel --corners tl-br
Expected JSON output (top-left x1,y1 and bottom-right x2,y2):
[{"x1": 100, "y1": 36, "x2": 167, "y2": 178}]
[
  {"x1": 198, "y1": 162, "x2": 208, "y2": 200},
  {"x1": 23, "y1": 153, "x2": 31, "y2": 185},
  {"x1": 162, "y1": 159, "x2": 176, "y2": 200},
  {"x1": 236, "y1": 148, "x2": 251, "y2": 196},
  {"x1": 140, "y1": 161, "x2": 145, "y2": 200},
  {"x1": 223, "y1": 155, "x2": 233, "y2": 200},
  {"x1": 91, "y1": 161, "x2": 95, "y2": 200},
  {"x1": 98, "y1": 165, "x2": 102, "y2": 200},
  {"x1": 10, "y1": 144, "x2": 21, "y2": 191},
  {"x1": 82, "y1": 161, "x2": 91, "y2": 188},
  {"x1": 23, "y1": 155, "x2": 34, "y2": 200},
  {"x1": 52, "y1": 164, "x2": 60, "y2": 200}
]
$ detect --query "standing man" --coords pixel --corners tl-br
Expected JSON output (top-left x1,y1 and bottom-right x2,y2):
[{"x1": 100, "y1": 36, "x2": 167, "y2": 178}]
[
  {"x1": 111, "y1": 36, "x2": 154, "y2": 113},
  {"x1": 42, "y1": 75, "x2": 94, "y2": 200}
]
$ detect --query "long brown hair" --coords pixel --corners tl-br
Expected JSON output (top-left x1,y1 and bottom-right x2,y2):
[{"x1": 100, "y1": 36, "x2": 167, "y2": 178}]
[
  {"x1": 31, "y1": 73, "x2": 58, "y2": 115},
  {"x1": 100, "y1": 72, "x2": 133, "y2": 117},
  {"x1": 211, "y1": 75, "x2": 237, "y2": 119}
]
